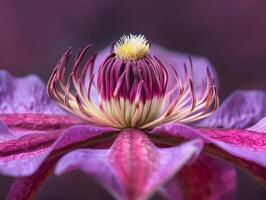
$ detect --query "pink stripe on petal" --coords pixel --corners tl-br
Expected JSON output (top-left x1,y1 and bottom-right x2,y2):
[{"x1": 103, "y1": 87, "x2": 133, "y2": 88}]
[
  {"x1": 0, "y1": 114, "x2": 84, "y2": 140},
  {"x1": 153, "y1": 123, "x2": 266, "y2": 167},
  {"x1": 198, "y1": 127, "x2": 266, "y2": 167},
  {"x1": 0, "y1": 114, "x2": 84, "y2": 132},
  {"x1": 55, "y1": 129, "x2": 203, "y2": 200}
]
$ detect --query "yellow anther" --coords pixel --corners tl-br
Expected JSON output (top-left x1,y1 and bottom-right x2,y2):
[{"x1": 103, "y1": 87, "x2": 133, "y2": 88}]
[{"x1": 114, "y1": 34, "x2": 150, "y2": 61}]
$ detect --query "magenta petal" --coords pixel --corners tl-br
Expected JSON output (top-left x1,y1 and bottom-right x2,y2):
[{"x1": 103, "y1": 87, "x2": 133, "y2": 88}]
[
  {"x1": 199, "y1": 127, "x2": 266, "y2": 168},
  {"x1": 0, "y1": 114, "x2": 84, "y2": 139},
  {"x1": 0, "y1": 125, "x2": 115, "y2": 176},
  {"x1": 0, "y1": 71, "x2": 66, "y2": 114},
  {"x1": 161, "y1": 155, "x2": 236, "y2": 200},
  {"x1": 154, "y1": 123, "x2": 266, "y2": 167},
  {"x1": 199, "y1": 90, "x2": 266, "y2": 128},
  {"x1": 176, "y1": 154, "x2": 236, "y2": 200},
  {"x1": 55, "y1": 129, "x2": 203, "y2": 200},
  {"x1": 153, "y1": 123, "x2": 266, "y2": 185}
]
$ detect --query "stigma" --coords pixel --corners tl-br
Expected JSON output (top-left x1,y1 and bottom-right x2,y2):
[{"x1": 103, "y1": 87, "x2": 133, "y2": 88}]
[
  {"x1": 48, "y1": 35, "x2": 219, "y2": 129},
  {"x1": 114, "y1": 34, "x2": 150, "y2": 61}
]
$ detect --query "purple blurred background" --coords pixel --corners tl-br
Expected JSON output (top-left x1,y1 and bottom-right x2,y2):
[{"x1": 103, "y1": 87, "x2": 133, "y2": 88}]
[{"x1": 0, "y1": 0, "x2": 266, "y2": 199}]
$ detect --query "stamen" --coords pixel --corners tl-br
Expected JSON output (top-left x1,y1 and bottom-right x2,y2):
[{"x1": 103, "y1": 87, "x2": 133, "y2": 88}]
[{"x1": 48, "y1": 35, "x2": 219, "y2": 129}]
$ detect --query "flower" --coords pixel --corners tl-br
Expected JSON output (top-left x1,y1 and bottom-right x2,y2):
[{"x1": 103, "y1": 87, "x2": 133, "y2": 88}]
[{"x1": 0, "y1": 34, "x2": 265, "y2": 200}]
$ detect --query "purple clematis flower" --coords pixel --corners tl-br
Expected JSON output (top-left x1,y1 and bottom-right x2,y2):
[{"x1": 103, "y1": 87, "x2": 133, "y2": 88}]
[{"x1": 0, "y1": 34, "x2": 266, "y2": 200}]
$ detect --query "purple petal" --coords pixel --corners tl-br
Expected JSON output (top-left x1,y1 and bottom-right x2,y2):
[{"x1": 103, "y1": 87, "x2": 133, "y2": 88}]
[
  {"x1": 0, "y1": 70, "x2": 66, "y2": 114},
  {"x1": 150, "y1": 44, "x2": 219, "y2": 91},
  {"x1": 0, "y1": 125, "x2": 115, "y2": 176},
  {"x1": 247, "y1": 117, "x2": 266, "y2": 133},
  {"x1": 7, "y1": 157, "x2": 58, "y2": 200},
  {"x1": 152, "y1": 123, "x2": 266, "y2": 185},
  {"x1": 199, "y1": 90, "x2": 266, "y2": 129},
  {"x1": 93, "y1": 45, "x2": 112, "y2": 72},
  {"x1": 176, "y1": 154, "x2": 236, "y2": 200},
  {"x1": 0, "y1": 121, "x2": 15, "y2": 142},
  {"x1": 55, "y1": 128, "x2": 203, "y2": 200}
]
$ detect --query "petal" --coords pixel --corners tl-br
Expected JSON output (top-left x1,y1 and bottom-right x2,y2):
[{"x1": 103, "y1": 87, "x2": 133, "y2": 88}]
[
  {"x1": 0, "y1": 125, "x2": 115, "y2": 176},
  {"x1": 175, "y1": 154, "x2": 236, "y2": 200},
  {"x1": 199, "y1": 90, "x2": 266, "y2": 129},
  {"x1": 0, "y1": 121, "x2": 15, "y2": 142},
  {"x1": 0, "y1": 70, "x2": 66, "y2": 114},
  {"x1": 94, "y1": 45, "x2": 112, "y2": 71},
  {"x1": 247, "y1": 117, "x2": 266, "y2": 132},
  {"x1": 152, "y1": 123, "x2": 266, "y2": 186},
  {"x1": 0, "y1": 71, "x2": 84, "y2": 139},
  {"x1": 55, "y1": 129, "x2": 203, "y2": 200},
  {"x1": 6, "y1": 157, "x2": 58, "y2": 200},
  {"x1": 158, "y1": 180, "x2": 184, "y2": 200},
  {"x1": 150, "y1": 44, "x2": 219, "y2": 91},
  {"x1": 198, "y1": 127, "x2": 266, "y2": 168},
  {"x1": 0, "y1": 114, "x2": 83, "y2": 138}
]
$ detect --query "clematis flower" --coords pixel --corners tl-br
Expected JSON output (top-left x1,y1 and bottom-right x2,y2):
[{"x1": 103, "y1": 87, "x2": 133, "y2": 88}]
[{"x1": 0, "y1": 34, "x2": 266, "y2": 200}]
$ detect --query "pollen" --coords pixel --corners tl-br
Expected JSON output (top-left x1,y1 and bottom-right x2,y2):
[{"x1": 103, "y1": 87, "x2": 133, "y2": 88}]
[{"x1": 114, "y1": 34, "x2": 150, "y2": 61}]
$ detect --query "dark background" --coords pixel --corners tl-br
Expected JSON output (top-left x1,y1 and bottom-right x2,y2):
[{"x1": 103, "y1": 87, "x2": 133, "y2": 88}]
[{"x1": 0, "y1": 0, "x2": 266, "y2": 199}]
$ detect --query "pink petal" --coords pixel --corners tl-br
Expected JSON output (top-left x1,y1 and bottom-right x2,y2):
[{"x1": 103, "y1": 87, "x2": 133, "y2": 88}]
[
  {"x1": 0, "y1": 125, "x2": 115, "y2": 176},
  {"x1": 176, "y1": 154, "x2": 236, "y2": 200},
  {"x1": 0, "y1": 71, "x2": 66, "y2": 114},
  {"x1": 152, "y1": 123, "x2": 266, "y2": 186},
  {"x1": 7, "y1": 157, "x2": 58, "y2": 200},
  {"x1": 199, "y1": 90, "x2": 266, "y2": 128},
  {"x1": 55, "y1": 128, "x2": 203, "y2": 200}
]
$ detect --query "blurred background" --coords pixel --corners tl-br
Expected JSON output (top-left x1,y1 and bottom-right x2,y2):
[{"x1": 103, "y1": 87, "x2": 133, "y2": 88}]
[{"x1": 0, "y1": 0, "x2": 266, "y2": 199}]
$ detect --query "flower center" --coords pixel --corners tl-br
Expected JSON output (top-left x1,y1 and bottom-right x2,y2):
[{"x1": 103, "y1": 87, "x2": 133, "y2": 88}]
[
  {"x1": 97, "y1": 43, "x2": 167, "y2": 128},
  {"x1": 114, "y1": 34, "x2": 149, "y2": 61},
  {"x1": 48, "y1": 34, "x2": 219, "y2": 129}
]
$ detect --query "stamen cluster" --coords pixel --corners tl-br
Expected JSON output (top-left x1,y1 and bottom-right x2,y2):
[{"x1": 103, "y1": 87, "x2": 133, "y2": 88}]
[{"x1": 48, "y1": 35, "x2": 219, "y2": 129}]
